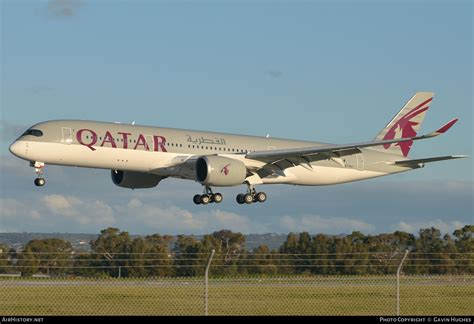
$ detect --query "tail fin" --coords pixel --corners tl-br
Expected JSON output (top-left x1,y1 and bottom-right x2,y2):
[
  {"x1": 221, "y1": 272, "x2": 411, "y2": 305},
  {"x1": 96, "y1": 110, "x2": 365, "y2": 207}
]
[{"x1": 373, "y1": 92, "x2": 434, "y2": 157}]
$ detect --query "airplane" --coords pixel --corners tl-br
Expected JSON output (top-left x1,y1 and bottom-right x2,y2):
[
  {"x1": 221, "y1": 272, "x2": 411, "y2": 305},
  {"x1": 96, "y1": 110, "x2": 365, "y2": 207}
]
[{"x1": 9, "y1": 92, "x2": 467, "y2": 205}]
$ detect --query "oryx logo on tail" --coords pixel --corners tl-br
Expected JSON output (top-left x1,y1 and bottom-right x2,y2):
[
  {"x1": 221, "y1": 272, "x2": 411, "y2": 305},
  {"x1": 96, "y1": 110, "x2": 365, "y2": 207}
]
[
  {"x1": 382, "y1": 97, "x2": 432, "y2": 157},
  {"x1": 373, "y1": 92, "x2": 434, "y2": 157}
]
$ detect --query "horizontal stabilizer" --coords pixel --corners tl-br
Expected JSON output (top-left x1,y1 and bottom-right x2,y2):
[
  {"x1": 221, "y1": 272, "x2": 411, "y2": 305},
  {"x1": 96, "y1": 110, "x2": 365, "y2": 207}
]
[{"x1": 392, "y1": 155, "x2": 468, "y2": 167}]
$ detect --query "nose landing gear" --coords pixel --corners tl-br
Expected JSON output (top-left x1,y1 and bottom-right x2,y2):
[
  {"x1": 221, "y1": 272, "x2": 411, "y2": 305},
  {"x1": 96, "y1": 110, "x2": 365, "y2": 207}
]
[{"x1": 31, "y1": 161, "x2": 46, "y2": 187}]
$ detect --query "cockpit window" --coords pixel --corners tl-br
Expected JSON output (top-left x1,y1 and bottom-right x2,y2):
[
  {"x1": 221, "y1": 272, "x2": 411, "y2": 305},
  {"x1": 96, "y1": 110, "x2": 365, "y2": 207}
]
[{"x1": 22, "y1": 129, "x2": 43, "y2": 137}]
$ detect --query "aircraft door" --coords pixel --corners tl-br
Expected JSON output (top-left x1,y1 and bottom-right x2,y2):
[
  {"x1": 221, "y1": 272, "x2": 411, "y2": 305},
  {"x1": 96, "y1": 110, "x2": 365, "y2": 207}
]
[
  {"x1": 61, "y1": 127, "x2": 73, "y2": 144},
  {"x1": 356, "y1": 154, "x2": 364, "y2": 171}
]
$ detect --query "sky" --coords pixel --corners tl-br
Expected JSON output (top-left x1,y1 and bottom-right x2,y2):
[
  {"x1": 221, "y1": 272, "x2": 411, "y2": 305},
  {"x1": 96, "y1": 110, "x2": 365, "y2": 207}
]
[{"x1": 0, "y1": 0, "x2": 472, "y2": 236}]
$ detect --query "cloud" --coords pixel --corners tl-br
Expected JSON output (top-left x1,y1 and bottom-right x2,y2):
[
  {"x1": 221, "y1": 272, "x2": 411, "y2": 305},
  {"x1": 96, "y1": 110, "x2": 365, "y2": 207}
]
[
  {"x1": 1, "y1": 195, "x2": 115, "y2": 231},
  {"x1": 0, "y1": 195, "x2": 262, "y2": 234},
  {"x1": 279, "y1": 214, "x2": 376, "y2": 234},
  {"x1": 45, "y1": 0, "x2": 82, "y2": 18},
  {"x1": 0, "y1": 198, "x2": 44, "y2": 232},
  {"x1": 127, "y1": 198, "x2": 143, "y2": 209},
  {"x1": 1, "y1": 190, "x2": 470, "y2": 236},
  {"x1": 121, "y1": 198, "x2": 263, "y2": 234},
  {"x1": 267, "y1": 69, "x2": 283, "y2": 79},
  {"x1": 42, "y1": 194, "x2": 80, "y2": 212},
  {"x1": 393, "y1": 220, "x2": 468, "y2": 235},
  {"x1": 132, "y1": 204, "x2": 200, "y2": 232},
  {"x1": 42, "y1": 195, "x2": 115, "y2": 225}
]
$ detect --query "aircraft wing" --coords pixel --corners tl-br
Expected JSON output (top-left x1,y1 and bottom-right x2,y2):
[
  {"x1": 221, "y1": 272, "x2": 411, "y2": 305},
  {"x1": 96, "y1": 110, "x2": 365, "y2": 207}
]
[
  {"x1": 391, "y1": 155, "x2": 468, "y2": 167},
  {"x1": 246, "y1": 119, "x2": 459, "y2": 165}
]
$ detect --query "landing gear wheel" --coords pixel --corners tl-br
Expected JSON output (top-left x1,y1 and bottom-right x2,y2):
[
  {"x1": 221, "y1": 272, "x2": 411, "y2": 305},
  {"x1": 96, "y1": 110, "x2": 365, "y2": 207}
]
[
  {"x1": 236, "y1": 183, "x2": 268, "y2": 205},
  {"x1": 34, "y1": 178, "x2": 45, "y2": 187},
  {"x1": 236, "y1": 194, "x2": 245, "y2": 205},
  {"x1": 213, "y1": 193, "x2": 223, "y2": 203},
  {"x1": 31, "y1": 162, "x2": 46, "y2": 187},
  {"x1": 193, "y1": 194, "x2": 202, "y2": 205},
  {"x1": 256, "y1": 192, "x2": 267, "y2": 203},
  {"x1": 200, "y1": 195, "x2": 210, "y2": 205},
  {"x1": 194, "y1": 187, "x2": 224, "y2": 206},
  {"x1": 244, "y1": 193, "x2": 253, "y2": 204}
]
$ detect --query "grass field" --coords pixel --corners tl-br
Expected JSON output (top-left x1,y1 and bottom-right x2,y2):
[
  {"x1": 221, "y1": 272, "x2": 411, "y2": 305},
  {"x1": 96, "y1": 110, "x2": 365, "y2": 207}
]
[{"x1": 1, "y1": 276, "x2": 472, "y2": 315}]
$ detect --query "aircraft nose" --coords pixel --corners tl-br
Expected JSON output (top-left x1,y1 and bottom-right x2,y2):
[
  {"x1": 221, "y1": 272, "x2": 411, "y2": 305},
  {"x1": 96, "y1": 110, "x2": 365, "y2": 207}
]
[{"x1": 9, "y1": 141, "x2": 25, "y2": 158}]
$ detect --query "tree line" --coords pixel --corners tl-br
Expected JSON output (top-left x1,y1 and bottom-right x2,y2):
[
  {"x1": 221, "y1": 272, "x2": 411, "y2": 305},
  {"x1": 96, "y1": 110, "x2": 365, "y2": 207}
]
[{"x1": 0, "y1": 225, "x2": 471, "y2": 277}]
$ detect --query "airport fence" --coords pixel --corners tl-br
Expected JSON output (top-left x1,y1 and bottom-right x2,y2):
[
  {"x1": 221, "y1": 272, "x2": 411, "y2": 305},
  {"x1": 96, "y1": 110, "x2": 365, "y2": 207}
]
[{"x1": 0, "y1": 252, "x2": 472, "y2": 315}]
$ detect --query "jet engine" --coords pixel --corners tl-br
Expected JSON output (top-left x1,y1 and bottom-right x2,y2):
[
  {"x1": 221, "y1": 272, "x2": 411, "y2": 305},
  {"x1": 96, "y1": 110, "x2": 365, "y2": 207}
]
[
  {"x1": 195, "y1": 156, "x2": 247, "y2": 187},
  {"x1": 111, "y1": 170, "x2": 164, "y2": 189}
]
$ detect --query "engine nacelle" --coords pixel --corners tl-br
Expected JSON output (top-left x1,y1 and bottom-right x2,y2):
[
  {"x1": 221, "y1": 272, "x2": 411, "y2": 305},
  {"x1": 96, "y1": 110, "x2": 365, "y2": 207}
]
[
  {"x1": 111, "y1": 170, "x2": 163, "y2": 189},
  {"x1": 195, "y1": 156, "x2": 246, "y2": 187}
]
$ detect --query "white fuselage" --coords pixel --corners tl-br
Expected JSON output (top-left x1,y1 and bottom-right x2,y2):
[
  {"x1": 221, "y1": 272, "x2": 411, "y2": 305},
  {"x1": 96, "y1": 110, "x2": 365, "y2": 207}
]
[{"x1": 9, "y1": 120, "x2": 399, "y2": 187}]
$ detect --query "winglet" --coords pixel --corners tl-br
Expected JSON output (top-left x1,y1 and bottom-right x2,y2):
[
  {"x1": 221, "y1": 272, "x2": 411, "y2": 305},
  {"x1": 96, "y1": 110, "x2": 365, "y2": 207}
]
[
  {"x1": 435, "y1": 118, "x2": 458, "y2": 134},
  {"x1": 424, "y1": 118, "x2": 459, "y2": 138}
]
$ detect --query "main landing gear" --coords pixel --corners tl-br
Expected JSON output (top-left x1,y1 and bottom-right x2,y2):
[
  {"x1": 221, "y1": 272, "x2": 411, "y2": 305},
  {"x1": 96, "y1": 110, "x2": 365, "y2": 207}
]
[
  {"x1": 193, "y1": 184, "x2": 267, "y2": 206},
  {"x1": 193, "y1": 186, "x2": 223, "y2": 205},
  {"x1": 31, "y1": 161, "x2": 46, "y2": 187},
  {"x1": 236, "y1": 184, "x2": 267, "y2": 205}
]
